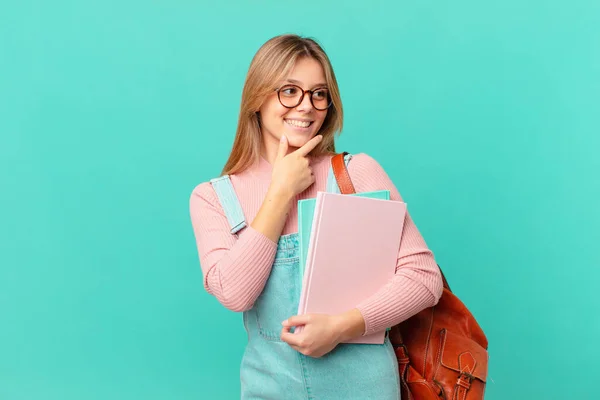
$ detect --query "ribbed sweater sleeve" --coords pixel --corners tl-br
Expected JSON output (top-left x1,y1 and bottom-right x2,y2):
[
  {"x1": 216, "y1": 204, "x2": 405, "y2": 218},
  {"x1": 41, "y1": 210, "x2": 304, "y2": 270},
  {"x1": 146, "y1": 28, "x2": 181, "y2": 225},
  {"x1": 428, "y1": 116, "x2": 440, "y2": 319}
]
[
  {"x1": 349, "y1": 154, "x2": 444, "y2": 336},
  {"x1": 189, "y1": 182, "x2": 277, "y2": 312}
]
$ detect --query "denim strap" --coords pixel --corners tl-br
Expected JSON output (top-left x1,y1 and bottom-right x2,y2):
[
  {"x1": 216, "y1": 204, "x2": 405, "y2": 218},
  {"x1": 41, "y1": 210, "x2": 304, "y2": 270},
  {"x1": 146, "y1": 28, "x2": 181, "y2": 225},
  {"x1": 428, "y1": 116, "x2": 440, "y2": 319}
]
[{"x1": 209, "y1": 175, "x2": 247, "y2": 234}]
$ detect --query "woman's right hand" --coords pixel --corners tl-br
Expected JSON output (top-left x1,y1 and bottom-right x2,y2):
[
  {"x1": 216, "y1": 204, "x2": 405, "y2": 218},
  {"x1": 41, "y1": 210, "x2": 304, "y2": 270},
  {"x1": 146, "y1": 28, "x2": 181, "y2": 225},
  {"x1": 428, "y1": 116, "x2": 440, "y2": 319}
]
[
  {"x1": 270, "y1": 134, "x2": 323, "y2": 198},
  {"x1": 251, "y1": 134, "x2": 323, "y2": 243}
]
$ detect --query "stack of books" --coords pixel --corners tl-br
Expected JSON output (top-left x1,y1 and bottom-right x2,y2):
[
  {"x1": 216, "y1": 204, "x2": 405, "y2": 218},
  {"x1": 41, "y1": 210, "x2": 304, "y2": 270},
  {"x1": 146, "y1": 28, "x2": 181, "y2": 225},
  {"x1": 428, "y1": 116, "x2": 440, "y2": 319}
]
[{"x1": 295, "y1": 190, "x2": 407, "y2": 344}]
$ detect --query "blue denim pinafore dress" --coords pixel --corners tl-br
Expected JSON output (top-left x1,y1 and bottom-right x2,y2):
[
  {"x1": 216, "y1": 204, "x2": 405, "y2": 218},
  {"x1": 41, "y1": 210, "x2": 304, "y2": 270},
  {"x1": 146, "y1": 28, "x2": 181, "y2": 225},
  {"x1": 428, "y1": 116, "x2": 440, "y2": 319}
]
[{"x1": 210, "y1": 154, "x2": 401, "y2": 400}]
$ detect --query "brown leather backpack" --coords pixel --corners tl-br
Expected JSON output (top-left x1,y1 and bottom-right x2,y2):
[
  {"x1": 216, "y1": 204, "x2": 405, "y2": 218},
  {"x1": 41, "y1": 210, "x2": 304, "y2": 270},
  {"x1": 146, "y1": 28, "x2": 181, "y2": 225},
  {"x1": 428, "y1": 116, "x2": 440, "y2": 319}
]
[{"x1": 332, "y1": 152, "x2": 489, "y2": 400}]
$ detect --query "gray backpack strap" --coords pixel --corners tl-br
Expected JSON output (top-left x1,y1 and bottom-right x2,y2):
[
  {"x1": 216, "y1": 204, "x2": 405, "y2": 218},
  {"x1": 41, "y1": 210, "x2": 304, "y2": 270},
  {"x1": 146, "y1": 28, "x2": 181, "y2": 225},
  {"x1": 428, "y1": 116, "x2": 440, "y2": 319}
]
[
  {"x1": 209, "y1": 175, "x2": 247, "y2": 235},
  {"x1": 326, "y1": 153, "x2": 353, "y2": 193}
]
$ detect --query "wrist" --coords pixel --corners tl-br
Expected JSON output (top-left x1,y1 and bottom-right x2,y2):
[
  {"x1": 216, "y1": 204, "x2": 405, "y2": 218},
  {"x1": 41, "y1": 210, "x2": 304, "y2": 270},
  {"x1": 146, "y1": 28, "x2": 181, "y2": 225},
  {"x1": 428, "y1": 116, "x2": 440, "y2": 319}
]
[
  {"x1": 333, "y1": 308, "x2": 366, "y2": 342},
  {"x1": 266, "y1": 184, "x2": 295, "y2": 205}
]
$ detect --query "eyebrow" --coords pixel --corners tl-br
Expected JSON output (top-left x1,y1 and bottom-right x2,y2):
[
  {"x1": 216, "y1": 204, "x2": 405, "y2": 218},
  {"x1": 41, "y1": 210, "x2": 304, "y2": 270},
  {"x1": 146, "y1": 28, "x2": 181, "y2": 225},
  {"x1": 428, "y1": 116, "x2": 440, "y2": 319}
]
[{"x1": 285, "y1": 79, "x2": 328, "y2": 88}]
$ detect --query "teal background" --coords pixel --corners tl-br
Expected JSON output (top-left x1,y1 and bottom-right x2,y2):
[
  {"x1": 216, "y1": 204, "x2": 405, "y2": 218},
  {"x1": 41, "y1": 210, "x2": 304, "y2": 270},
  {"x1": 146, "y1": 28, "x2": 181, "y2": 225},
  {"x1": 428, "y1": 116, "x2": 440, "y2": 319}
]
[{"x1": 2, "y1": 0, "x2": 599, "y2": 399}]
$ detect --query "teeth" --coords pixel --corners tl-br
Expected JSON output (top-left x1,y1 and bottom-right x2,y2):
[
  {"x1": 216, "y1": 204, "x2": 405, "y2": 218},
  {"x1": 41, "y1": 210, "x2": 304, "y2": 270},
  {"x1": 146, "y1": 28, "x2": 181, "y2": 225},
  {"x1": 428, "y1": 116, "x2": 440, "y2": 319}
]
[{"x1": 285, "y1": 119, "x2": 311, "y2": 128}]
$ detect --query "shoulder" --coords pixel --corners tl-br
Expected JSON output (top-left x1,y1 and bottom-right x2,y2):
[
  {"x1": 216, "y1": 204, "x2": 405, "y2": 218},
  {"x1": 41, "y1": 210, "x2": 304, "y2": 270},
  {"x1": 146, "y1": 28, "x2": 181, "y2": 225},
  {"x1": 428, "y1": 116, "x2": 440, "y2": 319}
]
[
  {"x1": 189, "y1": 179, "x2": 221, "y2": 210},
  {"x1": 346, "y1": 152, "x2": 398, "y2": 195},
  {"x1": 347, "y1": 152, "x2": 390, "y2": 177},
  {"x1": 191, "y1": 180, "x2": 215, "y2": 197}
]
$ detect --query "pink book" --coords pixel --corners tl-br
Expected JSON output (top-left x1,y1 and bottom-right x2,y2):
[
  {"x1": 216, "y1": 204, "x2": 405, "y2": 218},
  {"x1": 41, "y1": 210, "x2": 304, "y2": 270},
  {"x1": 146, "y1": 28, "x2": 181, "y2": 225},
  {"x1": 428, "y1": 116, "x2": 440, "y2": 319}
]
[{"x1": 296, "y1": 192, "x2": 407, "y2": 344}]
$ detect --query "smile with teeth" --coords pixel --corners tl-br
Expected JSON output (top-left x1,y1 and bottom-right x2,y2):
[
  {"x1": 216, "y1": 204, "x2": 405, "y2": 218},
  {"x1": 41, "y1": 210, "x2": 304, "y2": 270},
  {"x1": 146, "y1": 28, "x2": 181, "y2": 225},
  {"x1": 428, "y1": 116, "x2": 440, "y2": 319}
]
[{"x1": 285, "y1": 118, "x2": 313, "y2": 128}]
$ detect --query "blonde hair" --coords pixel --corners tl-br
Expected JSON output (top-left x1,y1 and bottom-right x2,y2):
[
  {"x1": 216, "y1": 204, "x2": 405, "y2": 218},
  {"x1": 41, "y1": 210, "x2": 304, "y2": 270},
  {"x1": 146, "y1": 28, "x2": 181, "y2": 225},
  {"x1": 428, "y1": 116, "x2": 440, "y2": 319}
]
[{"x1": 221, "y1": 34, "x2": 344, "y2": 176}]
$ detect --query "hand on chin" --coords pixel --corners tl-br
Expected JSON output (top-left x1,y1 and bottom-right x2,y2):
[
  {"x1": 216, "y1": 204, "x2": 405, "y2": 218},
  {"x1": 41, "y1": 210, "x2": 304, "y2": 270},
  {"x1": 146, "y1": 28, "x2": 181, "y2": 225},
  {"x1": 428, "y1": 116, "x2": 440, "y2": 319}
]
[{"x1": 284, "y1": 132, "x2": 316, "y2": 149}]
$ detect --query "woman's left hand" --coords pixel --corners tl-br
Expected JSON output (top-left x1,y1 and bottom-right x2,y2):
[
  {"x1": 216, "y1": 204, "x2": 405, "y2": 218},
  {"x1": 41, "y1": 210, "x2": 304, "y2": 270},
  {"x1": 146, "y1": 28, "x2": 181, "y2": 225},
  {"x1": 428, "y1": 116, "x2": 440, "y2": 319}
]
[{"x1": 280, "y1": 314, "x2": 342, "y2": 358}]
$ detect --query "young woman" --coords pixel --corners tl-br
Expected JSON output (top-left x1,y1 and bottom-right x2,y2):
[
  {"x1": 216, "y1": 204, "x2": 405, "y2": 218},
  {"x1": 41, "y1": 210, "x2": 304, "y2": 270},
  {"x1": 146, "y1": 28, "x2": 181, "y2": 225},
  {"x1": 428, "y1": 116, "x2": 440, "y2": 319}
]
[{"x1": 189, "y1": 34, "x2": 444, "y2": 399}]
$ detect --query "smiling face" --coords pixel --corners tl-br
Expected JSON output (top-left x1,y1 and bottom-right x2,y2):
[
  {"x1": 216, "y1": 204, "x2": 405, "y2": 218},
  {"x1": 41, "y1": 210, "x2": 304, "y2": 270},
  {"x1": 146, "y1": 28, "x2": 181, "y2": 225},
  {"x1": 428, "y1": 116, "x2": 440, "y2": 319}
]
[{"x1": 258, "y1": 57, "x2": 329, "y2": 158}]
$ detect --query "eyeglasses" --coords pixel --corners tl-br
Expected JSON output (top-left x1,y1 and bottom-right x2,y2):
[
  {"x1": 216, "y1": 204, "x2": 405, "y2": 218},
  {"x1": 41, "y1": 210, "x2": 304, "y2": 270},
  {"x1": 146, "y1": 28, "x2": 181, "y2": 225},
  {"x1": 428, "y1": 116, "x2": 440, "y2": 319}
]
[{"x1": 275, "y1": 84, "x2": 332, "y2": 111}]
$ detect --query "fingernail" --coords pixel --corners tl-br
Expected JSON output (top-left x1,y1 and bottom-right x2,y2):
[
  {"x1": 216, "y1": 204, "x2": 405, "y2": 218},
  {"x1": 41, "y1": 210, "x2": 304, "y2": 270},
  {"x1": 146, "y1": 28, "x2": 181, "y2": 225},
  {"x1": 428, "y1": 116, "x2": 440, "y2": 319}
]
[
  {"x1": 280, "y1": 135, "x2": 286, "y2": 142},
  {"x1": 281, "y1": 319, "x2": 288, "y2": 326}
]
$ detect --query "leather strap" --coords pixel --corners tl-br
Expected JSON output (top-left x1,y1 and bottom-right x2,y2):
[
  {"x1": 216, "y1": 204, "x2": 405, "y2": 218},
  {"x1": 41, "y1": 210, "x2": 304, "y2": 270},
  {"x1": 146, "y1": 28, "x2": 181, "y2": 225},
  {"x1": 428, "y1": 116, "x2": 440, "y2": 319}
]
[
  {"x1": 331, "y1": 152, "x2": 356, "y2": 194},
  {"x1": 395, "y1": 345, "x2": 413, "y2": 400},
  {"x1": 452, "y1": 373, "x2": 472, "y2": 400}
]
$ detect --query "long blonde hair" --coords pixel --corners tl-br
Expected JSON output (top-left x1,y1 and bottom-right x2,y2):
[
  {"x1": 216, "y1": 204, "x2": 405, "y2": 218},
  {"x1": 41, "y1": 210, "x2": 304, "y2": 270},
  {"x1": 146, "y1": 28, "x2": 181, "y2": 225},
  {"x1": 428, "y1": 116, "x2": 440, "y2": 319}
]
[{"x1": 221, "y1": 34, "x2": 344, "y2": 176}]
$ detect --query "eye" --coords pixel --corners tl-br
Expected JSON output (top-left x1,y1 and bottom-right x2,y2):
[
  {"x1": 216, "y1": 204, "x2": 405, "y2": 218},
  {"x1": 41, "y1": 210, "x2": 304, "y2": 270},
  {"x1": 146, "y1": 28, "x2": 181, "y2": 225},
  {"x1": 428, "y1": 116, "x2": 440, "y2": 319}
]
[
  {"x1": 313, "y1": 88, "x2": 329, "y2": 100},
  {"x1": 280, "y1": 86, "x2": 298, "y2": 96}
]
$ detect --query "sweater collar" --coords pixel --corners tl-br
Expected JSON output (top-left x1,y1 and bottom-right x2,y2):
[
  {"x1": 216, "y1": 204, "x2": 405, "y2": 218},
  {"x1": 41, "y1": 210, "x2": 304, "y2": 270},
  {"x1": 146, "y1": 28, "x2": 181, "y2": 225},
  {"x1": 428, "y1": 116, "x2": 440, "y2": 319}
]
[{"x1": 245, "y1": 153, "x2": 329, "y2": 181}]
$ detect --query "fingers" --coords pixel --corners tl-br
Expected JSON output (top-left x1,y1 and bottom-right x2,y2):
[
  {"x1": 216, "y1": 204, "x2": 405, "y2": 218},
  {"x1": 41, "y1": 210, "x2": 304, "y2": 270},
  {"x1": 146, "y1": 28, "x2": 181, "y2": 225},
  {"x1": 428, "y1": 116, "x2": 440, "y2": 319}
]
[
  {"x1": 281, "y1": 328, "x2": 320, "y2": 357},
  {"x1": 282, "y1": 314, "x2": 311, "y2": 327},
  {"x1": 280, "y1": 326, "x2": 303, "y2": 347},
  {"x1": 295, "y1": 134, "x2": 323, "y2": 157},
  {"x1": 275, "y1": 135, "x2": 288, "y2": 162},
  {"x1": 289, "y1": 344, "x2": 302, "y2": 353}
]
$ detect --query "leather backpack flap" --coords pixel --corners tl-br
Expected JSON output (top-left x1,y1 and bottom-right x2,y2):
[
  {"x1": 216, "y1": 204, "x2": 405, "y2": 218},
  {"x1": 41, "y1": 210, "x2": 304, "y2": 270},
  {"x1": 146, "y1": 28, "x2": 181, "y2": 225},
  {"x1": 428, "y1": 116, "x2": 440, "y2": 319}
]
[{"x1": 437, "y1": 328, "x2": 488, "y2": 383}]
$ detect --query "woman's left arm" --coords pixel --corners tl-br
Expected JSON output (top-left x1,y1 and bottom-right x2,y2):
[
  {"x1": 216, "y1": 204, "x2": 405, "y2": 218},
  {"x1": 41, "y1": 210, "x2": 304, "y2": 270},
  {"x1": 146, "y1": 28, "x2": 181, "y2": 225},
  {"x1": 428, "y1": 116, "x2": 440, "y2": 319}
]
[
  {"x1": 280, "y1": 153, "x2": 444, "y2": 355},
  {"x1": 345, "y1": 153, "x2": 444, "y2": 337}
]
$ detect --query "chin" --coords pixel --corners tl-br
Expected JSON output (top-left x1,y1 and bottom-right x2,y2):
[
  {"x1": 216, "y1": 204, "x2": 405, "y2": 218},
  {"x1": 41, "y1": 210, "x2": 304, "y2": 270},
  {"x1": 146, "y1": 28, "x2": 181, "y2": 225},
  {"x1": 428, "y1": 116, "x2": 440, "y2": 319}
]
[{"x1": 285, "y1": 132, "x2": 316, "y2": 148}]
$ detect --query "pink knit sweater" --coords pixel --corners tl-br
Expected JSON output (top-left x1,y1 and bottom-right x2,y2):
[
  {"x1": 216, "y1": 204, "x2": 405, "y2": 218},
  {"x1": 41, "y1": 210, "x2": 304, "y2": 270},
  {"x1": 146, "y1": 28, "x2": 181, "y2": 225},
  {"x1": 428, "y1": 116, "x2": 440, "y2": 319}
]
[{"x1": 189, "y1": 153, "x2": 443, "y2": 336}]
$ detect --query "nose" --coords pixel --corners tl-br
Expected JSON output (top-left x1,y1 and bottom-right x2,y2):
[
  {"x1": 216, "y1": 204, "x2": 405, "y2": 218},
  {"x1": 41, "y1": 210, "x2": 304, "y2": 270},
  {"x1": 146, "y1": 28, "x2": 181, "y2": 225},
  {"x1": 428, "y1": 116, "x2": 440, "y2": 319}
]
[{"x1": 295, "y1": 92, "x2": 314, "y2": 112}]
